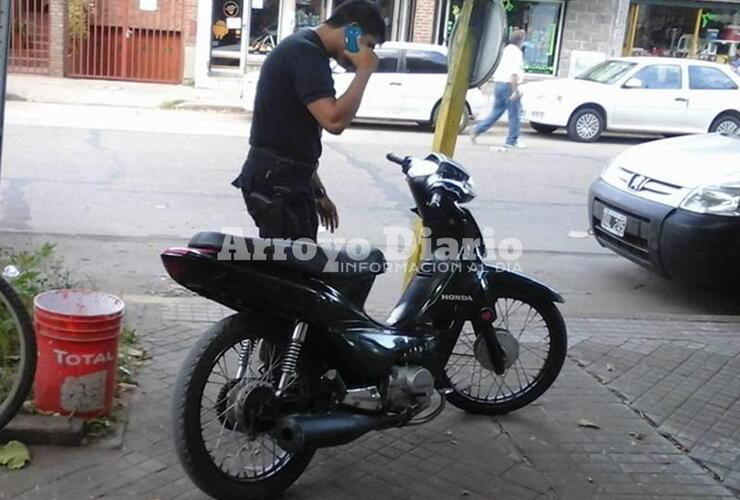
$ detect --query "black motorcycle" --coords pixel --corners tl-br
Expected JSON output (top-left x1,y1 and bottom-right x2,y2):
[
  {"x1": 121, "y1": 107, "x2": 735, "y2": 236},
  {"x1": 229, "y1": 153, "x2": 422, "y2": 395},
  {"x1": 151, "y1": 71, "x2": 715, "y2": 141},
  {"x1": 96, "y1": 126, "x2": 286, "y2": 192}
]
[{"x1": 162, "y1": 152, "x2": 567, "y2": 500}]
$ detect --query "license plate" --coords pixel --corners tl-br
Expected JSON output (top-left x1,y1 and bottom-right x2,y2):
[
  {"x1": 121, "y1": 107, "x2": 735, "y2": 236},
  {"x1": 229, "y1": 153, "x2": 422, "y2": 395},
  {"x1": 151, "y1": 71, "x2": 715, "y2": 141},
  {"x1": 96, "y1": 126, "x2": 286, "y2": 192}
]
[{"x1": 601, "y1": 207, "x2": 628, "y2": 238}]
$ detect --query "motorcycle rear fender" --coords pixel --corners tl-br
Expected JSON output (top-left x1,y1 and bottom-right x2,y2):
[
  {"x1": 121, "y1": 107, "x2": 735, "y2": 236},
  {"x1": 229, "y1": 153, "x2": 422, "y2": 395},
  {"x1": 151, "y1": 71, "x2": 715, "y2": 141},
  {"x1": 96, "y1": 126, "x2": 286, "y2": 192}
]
[
  {"x1": 483, "y1": 265, "x2": 564, "y2": 304},
  {"x1": 161, "y1": 249, "x2": 373, "y2": 326}
]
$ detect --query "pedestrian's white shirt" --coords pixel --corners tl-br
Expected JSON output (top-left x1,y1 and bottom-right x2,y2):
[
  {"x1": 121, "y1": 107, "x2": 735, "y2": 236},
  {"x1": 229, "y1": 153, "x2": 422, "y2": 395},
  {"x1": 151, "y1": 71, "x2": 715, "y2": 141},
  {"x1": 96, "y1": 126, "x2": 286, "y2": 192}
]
[{"x1": 492, "y1": 44, "x2": 524, "y2": 83}]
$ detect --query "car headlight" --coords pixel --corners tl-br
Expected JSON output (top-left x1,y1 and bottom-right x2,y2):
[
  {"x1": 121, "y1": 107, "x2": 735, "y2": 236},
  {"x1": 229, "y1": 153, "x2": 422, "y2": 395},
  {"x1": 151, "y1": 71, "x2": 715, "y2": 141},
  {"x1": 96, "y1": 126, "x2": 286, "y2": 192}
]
[{"x1": 680, "y1": 179, "x2": 740, "y2": 216}]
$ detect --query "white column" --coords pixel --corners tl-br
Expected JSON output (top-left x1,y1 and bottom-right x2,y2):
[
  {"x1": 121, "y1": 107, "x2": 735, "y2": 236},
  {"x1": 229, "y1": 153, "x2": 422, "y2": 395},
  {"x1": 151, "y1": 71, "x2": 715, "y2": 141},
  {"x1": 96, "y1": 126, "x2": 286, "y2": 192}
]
[
  {"x1": 240, "y1": 0, "x2": 252, "y2": 73},
  {"x1": 194, "y1": 0, "x2": 214, "y2": 86},
  {"x1": 278, "y1": 0, "x2": 296, "y2": 41}
]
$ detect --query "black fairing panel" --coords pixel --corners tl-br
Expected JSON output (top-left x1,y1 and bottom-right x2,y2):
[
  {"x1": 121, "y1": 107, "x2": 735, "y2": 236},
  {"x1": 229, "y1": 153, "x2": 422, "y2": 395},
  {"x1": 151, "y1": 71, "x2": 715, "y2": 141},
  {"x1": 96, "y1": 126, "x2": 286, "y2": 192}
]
[
  {"x1": 162, "y1": 252, "x2": 453, "y2": 384},
  {"x1": 485, "y1": 266, "x2": 565, "y2": 303},
  {"x1": 387, "y1": 261, "x2": 480, "y2": 328}
]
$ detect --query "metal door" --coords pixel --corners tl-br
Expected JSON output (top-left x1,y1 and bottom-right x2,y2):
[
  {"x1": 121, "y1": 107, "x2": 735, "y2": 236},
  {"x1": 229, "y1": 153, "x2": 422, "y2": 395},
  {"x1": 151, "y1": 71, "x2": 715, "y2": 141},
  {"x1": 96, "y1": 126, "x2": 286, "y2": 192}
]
[
  {"x1": 9, "y1": 0, "x2": 49, "y2": 74},
  {"x1": 67, "y1": 0, "x2": 184, "y2": 84}
]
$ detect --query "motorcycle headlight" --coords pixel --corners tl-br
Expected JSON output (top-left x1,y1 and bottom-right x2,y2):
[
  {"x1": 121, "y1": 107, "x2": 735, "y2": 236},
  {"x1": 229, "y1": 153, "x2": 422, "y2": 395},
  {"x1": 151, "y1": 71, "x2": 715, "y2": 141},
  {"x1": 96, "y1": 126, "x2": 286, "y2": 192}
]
[{"x1": 680, "y1": 179, "x2": 740, "y2": 216}]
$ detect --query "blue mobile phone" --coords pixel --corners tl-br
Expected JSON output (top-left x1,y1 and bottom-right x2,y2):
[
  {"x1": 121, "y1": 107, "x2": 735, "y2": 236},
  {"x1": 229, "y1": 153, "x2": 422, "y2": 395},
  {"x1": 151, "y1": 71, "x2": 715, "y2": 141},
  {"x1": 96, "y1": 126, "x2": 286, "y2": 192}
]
[{"x1": 345, "y1": 24, "x2": 363, "y2": 53}]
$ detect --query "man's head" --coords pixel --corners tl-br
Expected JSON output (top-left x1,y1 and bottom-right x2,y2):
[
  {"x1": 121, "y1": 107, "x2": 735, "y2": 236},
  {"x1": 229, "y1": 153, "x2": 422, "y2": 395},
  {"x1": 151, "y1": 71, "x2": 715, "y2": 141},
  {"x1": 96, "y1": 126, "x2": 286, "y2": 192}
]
[
  {"x1": 509, "y1": 29, "x2": 526, "y2": 48},
  {"x1": 323, "y1": 0, "x2": 386, "y2": 65}
]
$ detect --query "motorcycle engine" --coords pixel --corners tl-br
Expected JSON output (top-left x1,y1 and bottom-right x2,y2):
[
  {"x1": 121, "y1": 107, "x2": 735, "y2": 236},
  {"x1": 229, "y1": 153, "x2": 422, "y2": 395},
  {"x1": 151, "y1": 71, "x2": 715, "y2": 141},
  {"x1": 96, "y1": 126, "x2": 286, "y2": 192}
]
[{"x1": 386, "y1": 366, "x2": 435, "y2": 412}]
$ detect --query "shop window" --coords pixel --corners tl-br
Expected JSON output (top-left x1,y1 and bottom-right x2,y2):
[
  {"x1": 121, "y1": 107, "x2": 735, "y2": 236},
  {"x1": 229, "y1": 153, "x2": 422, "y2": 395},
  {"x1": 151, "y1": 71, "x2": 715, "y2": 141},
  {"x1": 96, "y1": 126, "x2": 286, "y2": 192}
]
[
  {"x1": 689, "y1": 65, "x2": 738, "y2": 90},
  {"x1": 405, "y1": 50, "x2": 447, "y2": 74},
  {"x1": 295, "y1": 0, "x2": 325, "y2": 31},
  {"x1": 210, "y1": 0, "x2": 245, "y2": 67},
  {"x1": 630, "y1": 65, "x2": 682, "y2": 89},
  {"x1": 506, "y1": 0, "x2": 564, "y2": 76},
  {"x1": 437, "y1": 0, "x2": 462, "y2": 46},
  {"x1": 249, "y1": 0, "x2": 280, "y2": 54},
  {"x1": 625, "y1": 3, "x2": 740, "y2": 65}
]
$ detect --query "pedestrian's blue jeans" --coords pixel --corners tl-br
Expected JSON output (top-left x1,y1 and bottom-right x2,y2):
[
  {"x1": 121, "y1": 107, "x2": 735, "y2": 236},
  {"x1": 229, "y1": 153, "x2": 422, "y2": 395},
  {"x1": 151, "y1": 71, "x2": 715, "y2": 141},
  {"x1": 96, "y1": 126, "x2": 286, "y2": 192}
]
[{"x1": 473, "y1": 82, "x2": 521, "y2": 146}]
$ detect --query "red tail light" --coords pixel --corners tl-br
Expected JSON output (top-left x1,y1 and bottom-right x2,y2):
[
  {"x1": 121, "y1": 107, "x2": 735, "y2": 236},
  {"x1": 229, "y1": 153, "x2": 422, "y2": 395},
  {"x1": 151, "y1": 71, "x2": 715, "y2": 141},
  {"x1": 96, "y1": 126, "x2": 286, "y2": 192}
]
[{"x1": 161, "y1": 247, "x2": 218, "y2": 282}]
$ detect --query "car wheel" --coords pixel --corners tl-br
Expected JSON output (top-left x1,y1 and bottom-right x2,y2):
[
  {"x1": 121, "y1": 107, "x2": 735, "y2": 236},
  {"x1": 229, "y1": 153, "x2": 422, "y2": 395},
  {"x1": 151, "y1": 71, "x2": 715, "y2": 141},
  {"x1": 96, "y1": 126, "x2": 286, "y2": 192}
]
[
  {"x1": 432, "y1": 103, "x2": 470, "y2": 133},
  {"x1": 530, "y1": 122, "x2": 558, "y2": 134},
  {"x1": 567, "y1": 107, "x2": 604, "y2": 142},
  {"x1": 709, "y1": 113, "x2": 740, "y2": 135}
]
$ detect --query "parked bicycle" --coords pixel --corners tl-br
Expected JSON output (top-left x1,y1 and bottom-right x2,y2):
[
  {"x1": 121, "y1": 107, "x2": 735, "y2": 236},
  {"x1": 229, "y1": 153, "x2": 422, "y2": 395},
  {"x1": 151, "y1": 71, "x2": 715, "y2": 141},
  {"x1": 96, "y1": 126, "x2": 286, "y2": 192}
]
[{"x1": 0, "y1": 272, "x2": 36, "y2": 430}]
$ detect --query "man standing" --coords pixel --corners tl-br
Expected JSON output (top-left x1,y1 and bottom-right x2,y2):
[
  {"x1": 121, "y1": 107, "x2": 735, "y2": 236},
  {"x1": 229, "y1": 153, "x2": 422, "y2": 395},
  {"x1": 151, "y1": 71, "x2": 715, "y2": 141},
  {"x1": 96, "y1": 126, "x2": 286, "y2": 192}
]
[
  {"x1": 470, "y1": 29, "x2": 526, "y2": 149},
  {"x1": 232, "y1": 0, "x2": 385, "y2": 241}
]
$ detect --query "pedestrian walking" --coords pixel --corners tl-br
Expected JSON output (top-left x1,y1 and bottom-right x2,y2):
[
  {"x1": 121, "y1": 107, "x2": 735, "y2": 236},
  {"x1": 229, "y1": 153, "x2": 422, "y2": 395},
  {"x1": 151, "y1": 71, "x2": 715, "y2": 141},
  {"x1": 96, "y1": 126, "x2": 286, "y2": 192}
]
[{"x1": 470, "y1": 29, "x2": 526, "y2": 149}]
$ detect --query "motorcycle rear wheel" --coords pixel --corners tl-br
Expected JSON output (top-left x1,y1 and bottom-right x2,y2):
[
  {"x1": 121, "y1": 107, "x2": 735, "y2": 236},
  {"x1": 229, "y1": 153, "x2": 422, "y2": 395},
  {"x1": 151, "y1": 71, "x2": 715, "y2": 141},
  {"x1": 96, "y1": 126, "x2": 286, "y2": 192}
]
[
  {"x1": 443, "y1": 294, "x2": 567, "y2": 415},
  {"x1": 172, "y1": 313, "x2": 316, "y2": 500}
]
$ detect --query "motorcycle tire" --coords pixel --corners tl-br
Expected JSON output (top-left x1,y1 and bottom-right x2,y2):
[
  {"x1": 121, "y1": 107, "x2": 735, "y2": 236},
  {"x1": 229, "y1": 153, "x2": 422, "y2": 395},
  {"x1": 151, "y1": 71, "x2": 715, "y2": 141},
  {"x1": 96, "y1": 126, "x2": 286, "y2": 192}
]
[
  {"x1": 172, "y1": 313, "x2": 316, "y2": 500},
  {"x1": 0, "y1": 276, "x2": 36, "y2": 431},
  {"x1": 443, "y1": 294, "x2": 567, "y2": 416}
]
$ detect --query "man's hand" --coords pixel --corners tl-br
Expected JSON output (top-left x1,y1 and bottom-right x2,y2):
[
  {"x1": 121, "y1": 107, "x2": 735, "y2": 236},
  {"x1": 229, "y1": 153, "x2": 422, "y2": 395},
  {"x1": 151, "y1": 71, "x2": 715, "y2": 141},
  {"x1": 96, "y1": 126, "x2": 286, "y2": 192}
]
[
  {"x1": 306, "y1": 38, "x2": 377, "y2": 135},
  {"x1": 316, "y1": 195, "x2": 339, "y2": 233},
  {"x1": 343, "y1": 38, "x2": 378, "y2": 75}
]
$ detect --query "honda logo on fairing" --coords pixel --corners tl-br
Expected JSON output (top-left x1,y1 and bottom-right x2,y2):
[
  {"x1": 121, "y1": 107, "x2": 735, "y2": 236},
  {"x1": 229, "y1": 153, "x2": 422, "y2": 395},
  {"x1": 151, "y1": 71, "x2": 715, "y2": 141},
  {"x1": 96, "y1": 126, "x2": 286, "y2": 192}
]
[
  {"x1": 628, "y1": 174, "x2": 649, "y2": 191},
  {"x1": 441, "y1": 294, "x2": 474, "y2": 302}
]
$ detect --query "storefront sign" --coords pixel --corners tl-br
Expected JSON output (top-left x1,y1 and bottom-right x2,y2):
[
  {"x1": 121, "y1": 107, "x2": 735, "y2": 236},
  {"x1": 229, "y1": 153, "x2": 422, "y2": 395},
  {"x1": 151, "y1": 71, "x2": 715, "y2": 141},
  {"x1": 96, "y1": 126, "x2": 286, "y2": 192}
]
[
  {"x1": 226, "y1": 17, "x2": 242, "y2": 29},
  {"x1": 139, "y1": 0, "x2": 157, "y2": 11},
  {"x1": 569, "y1": 50, "x2": 606, "y2": 77},
  {"x1": 223, "y1": 0, "x2": 240, "y2": 17}
]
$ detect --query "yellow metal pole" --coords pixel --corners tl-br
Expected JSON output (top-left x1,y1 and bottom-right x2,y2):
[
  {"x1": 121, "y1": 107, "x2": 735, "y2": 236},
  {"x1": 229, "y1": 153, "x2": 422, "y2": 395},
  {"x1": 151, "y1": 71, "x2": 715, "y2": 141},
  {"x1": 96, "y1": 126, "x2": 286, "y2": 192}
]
[
  {"x1": 691, "y1": 9, "x2": 702, "y2": 58},
  {"x1": 403, "y1": 0, "x2": 477, "y2": 288},
  {"x1": 624, "y1": 4, "x2": 639, "y2": 56}
]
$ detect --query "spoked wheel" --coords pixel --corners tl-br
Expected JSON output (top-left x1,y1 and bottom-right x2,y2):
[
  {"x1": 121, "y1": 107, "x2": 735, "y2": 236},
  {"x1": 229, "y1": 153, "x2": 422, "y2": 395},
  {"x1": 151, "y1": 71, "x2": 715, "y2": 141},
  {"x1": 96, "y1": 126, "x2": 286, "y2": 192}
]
[
  {"x1": 0, "y1": 276, "x2": 36, "y2": 430},
  {"x1": 173, "y1": 314, "x2": 316, "y2": 500},
  {"x1": 443, "y1": 295, "x2": 567, "y2": 415}
]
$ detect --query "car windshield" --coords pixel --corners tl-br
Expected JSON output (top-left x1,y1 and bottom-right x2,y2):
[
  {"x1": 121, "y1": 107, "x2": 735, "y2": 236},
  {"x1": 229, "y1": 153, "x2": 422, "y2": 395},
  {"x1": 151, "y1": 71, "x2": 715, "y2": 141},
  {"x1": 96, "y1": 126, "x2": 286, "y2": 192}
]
[{"x1": 577, "y1": 60, "x2": 637, "y2": 84}]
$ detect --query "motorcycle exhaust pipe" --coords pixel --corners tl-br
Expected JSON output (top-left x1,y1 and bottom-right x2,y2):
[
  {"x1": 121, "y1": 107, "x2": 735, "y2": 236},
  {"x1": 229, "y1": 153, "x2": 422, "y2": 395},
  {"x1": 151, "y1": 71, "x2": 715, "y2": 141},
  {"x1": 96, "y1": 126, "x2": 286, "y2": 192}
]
[{"x1": 276, "y1": 413, "x2": 389, "y2": 452}]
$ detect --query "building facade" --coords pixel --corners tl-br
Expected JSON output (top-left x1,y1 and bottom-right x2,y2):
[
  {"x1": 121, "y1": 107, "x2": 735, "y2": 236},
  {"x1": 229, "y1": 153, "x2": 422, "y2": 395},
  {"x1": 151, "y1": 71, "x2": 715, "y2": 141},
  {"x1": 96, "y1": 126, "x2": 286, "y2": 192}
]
[
  {"x1": 8, "y1": 0, "x2": 739, "y2": 85},
  {"x1": 417, "y1": 0, "x2": 739, "y2": 78}
]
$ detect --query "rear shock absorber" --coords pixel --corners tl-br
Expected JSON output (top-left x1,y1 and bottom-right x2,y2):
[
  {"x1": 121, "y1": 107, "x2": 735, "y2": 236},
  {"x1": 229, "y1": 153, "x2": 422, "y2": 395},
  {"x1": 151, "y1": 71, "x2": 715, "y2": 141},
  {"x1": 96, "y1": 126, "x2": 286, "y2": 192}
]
[
  {"x1": 235, "y1": 339, "x2": 254, "y2": 380},
  {"x1": 275, "y1": 321, "x2": 308, "y2": 397}
]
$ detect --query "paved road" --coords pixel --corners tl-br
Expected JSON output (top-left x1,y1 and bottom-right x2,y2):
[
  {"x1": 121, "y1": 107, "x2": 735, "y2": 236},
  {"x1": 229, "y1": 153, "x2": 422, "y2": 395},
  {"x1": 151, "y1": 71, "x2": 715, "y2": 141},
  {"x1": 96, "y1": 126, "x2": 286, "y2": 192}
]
[{"x1": 1, "y1": 101, "x2": 738, "y2": 318}]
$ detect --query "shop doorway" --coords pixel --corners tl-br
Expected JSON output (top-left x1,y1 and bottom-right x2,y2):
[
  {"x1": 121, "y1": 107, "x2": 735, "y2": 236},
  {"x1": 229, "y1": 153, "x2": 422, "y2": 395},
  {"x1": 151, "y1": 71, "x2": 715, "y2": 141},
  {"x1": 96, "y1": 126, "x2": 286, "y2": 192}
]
[
  {"x1": 624, "y1": 2, "x2": 739, "y2": 64},
  {"x1": 210, "y1": 0, "x2": 247, "y2": 70}
]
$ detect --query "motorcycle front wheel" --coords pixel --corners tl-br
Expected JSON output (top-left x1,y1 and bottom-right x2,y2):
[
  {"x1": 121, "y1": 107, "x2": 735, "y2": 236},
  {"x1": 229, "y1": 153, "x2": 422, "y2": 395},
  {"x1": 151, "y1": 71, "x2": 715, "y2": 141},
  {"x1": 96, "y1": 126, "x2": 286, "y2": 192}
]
[
  {"x1": 0, "y1": 276, "x2": 36, "y2": 431},
  {"x1": 172, "y1": 313, "x2": 317, "y2": 500},
  {"x1": 443, "y1": 294, "x2": 567, "y2": 415}
]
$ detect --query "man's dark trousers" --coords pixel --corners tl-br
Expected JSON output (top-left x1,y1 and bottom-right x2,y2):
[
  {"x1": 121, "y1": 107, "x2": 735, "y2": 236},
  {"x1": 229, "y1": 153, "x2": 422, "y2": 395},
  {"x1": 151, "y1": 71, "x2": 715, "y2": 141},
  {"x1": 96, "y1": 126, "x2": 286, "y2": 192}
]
[{"x1": 233, "y1": 147, "x2": 319, "y2": 241}]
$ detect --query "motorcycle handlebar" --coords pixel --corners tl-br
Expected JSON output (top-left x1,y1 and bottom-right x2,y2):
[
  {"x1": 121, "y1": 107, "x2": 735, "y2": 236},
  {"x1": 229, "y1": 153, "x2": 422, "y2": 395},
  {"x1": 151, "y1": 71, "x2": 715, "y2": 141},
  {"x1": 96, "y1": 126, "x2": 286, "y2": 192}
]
[
  {"x1": 386, "y1": 153, "x2": 405, "y2": 166},
  {"x1": 428, "y1": 190, "x2": 442, "y2": 209}
]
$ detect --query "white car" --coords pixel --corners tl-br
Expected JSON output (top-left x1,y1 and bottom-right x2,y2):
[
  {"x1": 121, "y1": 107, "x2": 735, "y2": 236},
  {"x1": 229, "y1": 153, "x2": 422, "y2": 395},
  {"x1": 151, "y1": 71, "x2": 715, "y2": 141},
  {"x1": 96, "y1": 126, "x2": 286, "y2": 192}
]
[
  {"x1": 521, "y1": 57, "x2": 740, "y2": 142},
  {"x1": 241, "y1": 42, "x2": 486, "y2": 130},
  {"x1": 589, "y1": 129, "x2": 740, "y2": 286}
]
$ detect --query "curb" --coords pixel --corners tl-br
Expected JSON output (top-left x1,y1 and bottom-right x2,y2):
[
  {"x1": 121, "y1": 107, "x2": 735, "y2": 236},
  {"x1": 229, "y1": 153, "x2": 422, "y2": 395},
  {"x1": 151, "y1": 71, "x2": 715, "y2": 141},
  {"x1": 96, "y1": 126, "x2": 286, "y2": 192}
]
[
  {"x1": 172, "y1": 102, "x2": 246, "y2": 114},
  {"x1": 7, "y1": 96, "x2": 248, "y2": 115},
  {"x1": 0, "y1": 414, "x2": 85, "y2": 447}
]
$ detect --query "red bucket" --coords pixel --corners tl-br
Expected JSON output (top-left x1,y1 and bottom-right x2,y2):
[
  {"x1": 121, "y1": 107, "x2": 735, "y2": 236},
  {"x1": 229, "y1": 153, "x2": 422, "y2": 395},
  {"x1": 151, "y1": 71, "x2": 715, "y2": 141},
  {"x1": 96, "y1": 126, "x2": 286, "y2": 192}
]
[{"x1": 33, "y1": 290, "x2": 125, "y2": 417}]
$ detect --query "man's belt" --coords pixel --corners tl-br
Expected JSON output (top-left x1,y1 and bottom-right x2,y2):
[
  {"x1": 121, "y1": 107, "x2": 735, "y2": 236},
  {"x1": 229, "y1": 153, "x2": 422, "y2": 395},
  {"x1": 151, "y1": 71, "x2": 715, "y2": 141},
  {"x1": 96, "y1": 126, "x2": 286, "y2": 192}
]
[
  {"x1": 246, "y1": 147, "x2": 317, "y2": 199},
  {"x1": 248, "y1": 147, "x2": 318, "y2": 182}
]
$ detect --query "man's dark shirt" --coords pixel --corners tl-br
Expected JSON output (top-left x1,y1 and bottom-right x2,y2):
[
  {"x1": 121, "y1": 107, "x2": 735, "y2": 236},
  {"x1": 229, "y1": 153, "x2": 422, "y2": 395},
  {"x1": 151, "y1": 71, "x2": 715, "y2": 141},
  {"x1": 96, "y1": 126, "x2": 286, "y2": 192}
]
[{"x1": 249, "y1": 28, "x2": 335, "y2": 164}]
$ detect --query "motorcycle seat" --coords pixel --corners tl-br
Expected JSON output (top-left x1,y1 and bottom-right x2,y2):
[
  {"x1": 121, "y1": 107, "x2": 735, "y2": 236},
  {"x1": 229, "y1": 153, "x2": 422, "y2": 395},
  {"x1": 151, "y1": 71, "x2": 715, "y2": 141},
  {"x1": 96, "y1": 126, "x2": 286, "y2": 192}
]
[{"x1": 188, "y1": 232, "x2": 386, "y2": 277}]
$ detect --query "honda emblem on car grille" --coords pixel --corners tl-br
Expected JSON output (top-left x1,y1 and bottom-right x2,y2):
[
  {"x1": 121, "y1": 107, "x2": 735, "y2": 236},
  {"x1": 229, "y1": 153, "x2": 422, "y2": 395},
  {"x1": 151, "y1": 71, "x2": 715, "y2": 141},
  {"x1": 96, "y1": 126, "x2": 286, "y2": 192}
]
[{"x1": 628, "y1": 174, "x2": 649, "y2": 191}]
